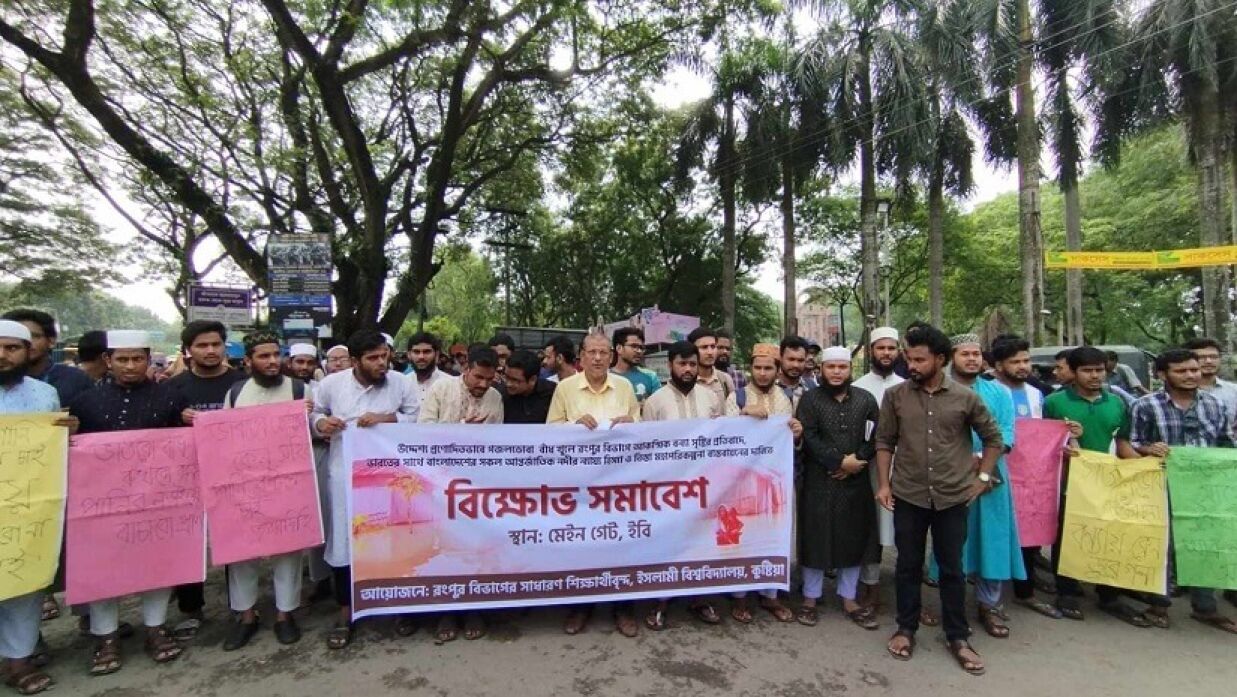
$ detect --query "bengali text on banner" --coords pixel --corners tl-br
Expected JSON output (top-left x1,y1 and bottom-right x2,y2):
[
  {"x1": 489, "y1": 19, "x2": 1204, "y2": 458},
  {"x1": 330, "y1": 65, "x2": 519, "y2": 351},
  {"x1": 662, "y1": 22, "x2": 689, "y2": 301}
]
[
  {"x1": 66, "y1": 427, "x2": 206, "y2": 604},
  {"x1": 1046, "y1": 246, "x2": 1237, "y2": 270},
  {"x1": 344, "y1": 417, "x2": 794, "y2": 617},
  {"x1": 0, "y1": 414, "x2": 68, "y2": 601},
  {"x1": 1006, "y1": 419, "x2": 1069, "y2": 548},
  {"x1": 1058, "y1": 451, "x2": 1168, "y2": 595},
  {"x1": 1165, "y1": 447, "x2": 1237, "y2": 590},
  {"x1": 194, "y1": 400, "x2": 323, "y2": 565}
]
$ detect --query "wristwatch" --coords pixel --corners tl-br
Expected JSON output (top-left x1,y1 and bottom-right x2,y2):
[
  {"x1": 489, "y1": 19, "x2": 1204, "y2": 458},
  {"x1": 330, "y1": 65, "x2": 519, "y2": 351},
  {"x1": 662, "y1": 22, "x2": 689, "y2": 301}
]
[{"x1": 977, "y1": 472, "x2": 992, "y2": 484}]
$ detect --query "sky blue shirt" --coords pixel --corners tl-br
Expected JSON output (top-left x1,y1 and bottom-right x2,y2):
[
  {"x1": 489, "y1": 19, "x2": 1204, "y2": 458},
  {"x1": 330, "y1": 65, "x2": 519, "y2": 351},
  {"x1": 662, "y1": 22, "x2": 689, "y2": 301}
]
[
  {"x1": 612, "y1": 367, "x2": 661, "y2": 402},
  {"x1": 0, "y1": 377, "x2": 61, "y2": 414}
]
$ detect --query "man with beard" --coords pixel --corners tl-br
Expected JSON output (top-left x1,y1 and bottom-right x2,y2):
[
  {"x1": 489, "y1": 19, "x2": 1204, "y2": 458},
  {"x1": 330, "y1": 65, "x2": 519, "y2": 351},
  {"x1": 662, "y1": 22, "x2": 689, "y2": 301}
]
[
  {"x1": 852, "y1": 327, "x2": 904, "y2": 609},
  {"x1": 688, "y1": 328, "x2": 735, "y2": 407},
  {"x1": 990, "y1": 335, "x2": 1062, "y2": 619},
  {"x1": 501, "y1": 350, "x2": 556, "y2": 424},
  {"x1": 403, "y1": 332, "x2": 449, "y2": 401},
  {"x1": 418, "y1": 345, "x2": 503, "y2": 642},
  {"x1": 716, "y1": 329, "x2": 745, "y2": 394},
  {"x1": 777, "y1": 336, "x2": 816, "y2": 411},
  {"x1": 1130, "y1": 348, "x2": 1237, "y2": 634},
  {"x1": 611, "y1": 327, "x2": 660, "y2": 403},
  {"x1": 542, "y1": 336, "x2": 578, "y2": 384},
  {"x1": 488, "y1": 334, "x2": 516, "y2": 384},
  {"x1": 796, "y1": 346, "x2": 881, "y2": 631},
  {"x1": 286, "y1": 343, "x2": 319, "y2": 382},
  {"x1": 546, "y1": 332, "x2": 640, "y2": 636},
  {"x1": 641, "y1": 341, "x2": 726, "y2": 630},
  {"x1": 1183, "y1": 337, "x2": 1237, "y2": 425},
  {"x1": 875, "y1": 325, "x2": 1001, "y2": 676},
  {"x1": 71, "y1": 330, "x2": 186, "y2": 675},
  {"x1": 221, "y1": 332, "x2": 312, "y2": 651},
  {"x1": 311, "y1": 330, "x2": 420, "y2": 648},
  {"x1": 932, "y1": 334, "x2": 1024, "y2": 641},
  {"x1": 2, "y1": 309, "x2": 93, "y2": 408},
  {"x1": 0, "y1": 320, "x2": 67, "y2": 695},
  {"x1": 164, "y1": 319, "x2": 245, "y2": 637},
  {"x1": 725, "y1": 343, "x2": 802, "y2": 624}
]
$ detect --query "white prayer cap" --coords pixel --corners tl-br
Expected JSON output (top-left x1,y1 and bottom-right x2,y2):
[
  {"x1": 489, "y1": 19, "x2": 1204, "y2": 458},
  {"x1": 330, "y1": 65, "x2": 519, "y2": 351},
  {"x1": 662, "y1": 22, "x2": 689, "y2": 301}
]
[
  {"x1": 0, "y1": 320, "x2": 31, "y2": 342},
  {"x1": 820, "y1": 346, "x2": 852, "y2": 363},
  {"x1": 289, "y1": 343, "x2": 317, "y2": 358},
  {"x1": 381, "y1": 333, "x2": 394, "y2": 347},
  {"x1": 106, "y1": 330, "x2": 151, "y2": 349},
  {"x1": 326, "y1": 345, "x2": 349, "y2": 357},
  {"x1": 870, "y1": 327, "x2": 899, "y2": 345}
]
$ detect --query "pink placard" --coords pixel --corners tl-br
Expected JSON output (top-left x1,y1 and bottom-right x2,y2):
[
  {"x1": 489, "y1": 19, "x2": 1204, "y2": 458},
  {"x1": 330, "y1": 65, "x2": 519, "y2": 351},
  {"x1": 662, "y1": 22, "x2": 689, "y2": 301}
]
[
  {"x1": 194, "y1": 400, "x2": 323, "y2": 565},
  {"x1": 66, "y1": 428, "x2": 205, "y2": 604},
  {"x1": 1008, "y1": 419, "x2": 1070, "y2": 547}
]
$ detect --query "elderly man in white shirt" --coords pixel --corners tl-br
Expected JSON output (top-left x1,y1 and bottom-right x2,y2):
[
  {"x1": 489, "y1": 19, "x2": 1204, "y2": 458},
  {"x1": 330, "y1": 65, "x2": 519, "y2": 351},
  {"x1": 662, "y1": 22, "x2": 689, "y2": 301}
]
[
  {"x1": 310, "y1": 330, "x2": 420, "y2": 649},
  {"x1": 851, "y1": 326, "x2": 904, "y2": 610}
]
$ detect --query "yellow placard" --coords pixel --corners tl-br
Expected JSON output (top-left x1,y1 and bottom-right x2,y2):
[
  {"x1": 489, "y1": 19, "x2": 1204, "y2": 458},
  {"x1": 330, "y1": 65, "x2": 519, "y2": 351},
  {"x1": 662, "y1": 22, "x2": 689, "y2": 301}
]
[
  {"x1": 1058, "y1": 451, "x2": 1168, "y2": 595},
  {"x1": 1046, "y1": 246, "x2": 1237, "y2": 270},
  {"x1": 0, "y1": 414, "x2": 68, "y2": 601}
]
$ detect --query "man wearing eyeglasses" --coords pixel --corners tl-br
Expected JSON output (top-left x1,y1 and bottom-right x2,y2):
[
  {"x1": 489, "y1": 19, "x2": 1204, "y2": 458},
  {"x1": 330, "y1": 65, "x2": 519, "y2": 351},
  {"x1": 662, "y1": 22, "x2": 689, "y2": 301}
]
[{"x1": 611, "y1": 327, "x2": 660, "y2": 403}]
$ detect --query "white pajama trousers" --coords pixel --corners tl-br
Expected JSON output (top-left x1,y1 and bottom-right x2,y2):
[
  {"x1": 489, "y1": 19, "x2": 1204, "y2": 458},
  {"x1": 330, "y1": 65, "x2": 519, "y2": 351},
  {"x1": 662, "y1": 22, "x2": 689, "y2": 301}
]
[
  {"x1": 228, "y1": 553, "x2": 303, "y2": 613},
  {"x1": 89, "y1": 588, "x2": 173, "y2": 636}
]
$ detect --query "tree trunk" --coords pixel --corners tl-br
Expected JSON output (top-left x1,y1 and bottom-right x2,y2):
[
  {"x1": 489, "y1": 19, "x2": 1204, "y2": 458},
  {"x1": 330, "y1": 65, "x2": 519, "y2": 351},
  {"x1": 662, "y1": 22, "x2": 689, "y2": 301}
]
[
  {"x1": 1015, "y1": 0, "x2": 1044, "y2": 344},
  {"x1": 858, "y1": 42, "x2": 879, "y2": 352},
  {"x1": 721, "y1": 90, "x2": 738, "y2": 335},
  {"x1": 928, "y1": 169, "x2": 945, "y2": 327},
  {"x1": 781, "y1": 153, "x2": 797, "y2": 336},
  {"x1": 1195, "y1": 95, "x2": 1230, "y2": 345},
  {"x1": 1063, "y1": 180, "x2": 1085, "y2": 344}
]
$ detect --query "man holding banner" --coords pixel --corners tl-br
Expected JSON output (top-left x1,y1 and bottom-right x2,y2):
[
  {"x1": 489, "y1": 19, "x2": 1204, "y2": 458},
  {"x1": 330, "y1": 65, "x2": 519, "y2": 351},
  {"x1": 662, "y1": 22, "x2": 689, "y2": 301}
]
[
  {"x1": 69, "y1": 330, "x2": 186, "y2": 675},
  {"x1": 311, "y1": 330, "x2": 420, "y2": 649},
  {"x1": 641, "y1": 341, "x2": 726, "y2": 630},
  {"x1": 1130, "y1": 348, "x2": 1237, "y2": 635},
  {"x1": 545, "y1": 332, "x2": 641, "y2": 637},
  {"x1": 219, "y1": 332, "x2": 313, "y2": 651},
  {"x1": 1044, "y1": 346, "x2": 1152, "y2": 626},
  {"x1": 0, "y1": 319, "x2": 68, "y2": 695}
]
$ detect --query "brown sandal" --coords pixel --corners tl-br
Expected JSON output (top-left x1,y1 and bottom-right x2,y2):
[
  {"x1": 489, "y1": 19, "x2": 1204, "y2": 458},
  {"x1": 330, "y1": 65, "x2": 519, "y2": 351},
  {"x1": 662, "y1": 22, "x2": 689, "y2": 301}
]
[
  {"x1": 645, "y1": 607, "x2": 668, "y2": 631},
  {"x1": 688, "y1": 602, "x2": 721, "y2": 625},
  {"x1": 978, "y1": 605, "x2": 1010, "y2": 638},
  {"x1": 759, "y1": 597, "x2": 794, "y2": 622},
  {"x1": 948, "y1": 639, "x2": 985, "y2": 676},
  {"x1": 919, "y1": 609, "x2": 940, "y2": 627},
  {"x1": 462, "y1": 612, "x2": 486, "y2": 640},
  {"x1": 1191, "y1": 612, "x2": 1237, "y2": 634},
  {"x1": 434, "y1": 614, "x2": 459, "y2": 644},
  {"x1": 730, "y1": 599, "x2": 754, "y2": 624},
  {"x1": 6, "y1": 665, "x2": 52, "y2": 695},
  {"x1": 39, "y1": 597, "x2": 59, "y2": 622},
  {"x1": 144, "y1": 627, "x2": 183, "y2": 663},
  {"x1": 90, "y1": 635, "x2": 122, "y2": 676},
  {"x1": 563, "y1": 607, "x2": 590, "y2": 635},
  {"x1": 847, "y1": 606, "x2": 880, "y2": 630}
]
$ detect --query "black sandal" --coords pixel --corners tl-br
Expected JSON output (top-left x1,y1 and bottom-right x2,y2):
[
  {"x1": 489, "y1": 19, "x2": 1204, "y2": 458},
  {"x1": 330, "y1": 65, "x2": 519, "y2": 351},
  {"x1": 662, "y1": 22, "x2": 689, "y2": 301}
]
[
  {"x1": 144, "y1": 627, "x2": 183, "y2": 663},
  {"x1": 886, "y1": 629, "x2": 914, "y2": 660},
  {"x1": 795, "y1": 604, "x2": 818, "y2": 627},
  {"x1": 846, "y1": 606, "x2": 879, "y2": 630},
  {"x1": 1099, "y1": 602, "x2": 1152, "y2": 628},
  {"x1": 6, "y1": 665, "x2": 52, "y2": 695},
  {"x1": 90, "y1": 635, "x2": 122, "y2": 676},
  {"x1": 394, "y1": 615, "x2": 417, "y2": 637},
  {"x1": 978, "y1": 605, "x2": 1010, "y2": 638},
  {"x1": 688, "y1": 602, "x2": 721, "y2": 625},
  {"x1": 645, "y1": 607, "x2": 668, "y2": 631}
]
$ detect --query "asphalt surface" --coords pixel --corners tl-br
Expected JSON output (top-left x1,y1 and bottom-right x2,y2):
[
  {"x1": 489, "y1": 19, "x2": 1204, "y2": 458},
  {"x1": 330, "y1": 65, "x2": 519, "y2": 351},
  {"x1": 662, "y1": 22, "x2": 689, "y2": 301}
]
[{"x1": 38, "y1": 569, "x2": 1237, "y2": 697}]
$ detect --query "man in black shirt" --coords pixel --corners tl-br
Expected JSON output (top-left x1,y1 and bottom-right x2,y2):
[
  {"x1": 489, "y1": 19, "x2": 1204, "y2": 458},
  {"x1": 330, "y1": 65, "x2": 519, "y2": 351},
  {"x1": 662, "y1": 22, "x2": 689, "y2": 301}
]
[
  {"x1": 162, "y1": 320, "x2": 245, "y2": 636},
  {"x1": 69, "y1": 330, "x2": 185, "y2": 675},
  {"x1": 500, "y1": 350, "x2": 556, "y2": 424},
  {"x1": 2, "y1": 308, "x2": 94, "y2": 408}
]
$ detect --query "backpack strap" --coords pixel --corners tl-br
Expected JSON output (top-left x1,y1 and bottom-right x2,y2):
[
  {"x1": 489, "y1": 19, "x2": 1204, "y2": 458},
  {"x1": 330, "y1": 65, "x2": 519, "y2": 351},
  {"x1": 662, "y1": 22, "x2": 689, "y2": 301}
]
[
  {"x1": 736, "y1": 385, "x2": 746, "y2": 410},
  {"x1": 226, "y1": 379, "x2": 247, "y2": 409},
  {"x1": 292, "y1": 378, "x2": 305, "y2": 401}
]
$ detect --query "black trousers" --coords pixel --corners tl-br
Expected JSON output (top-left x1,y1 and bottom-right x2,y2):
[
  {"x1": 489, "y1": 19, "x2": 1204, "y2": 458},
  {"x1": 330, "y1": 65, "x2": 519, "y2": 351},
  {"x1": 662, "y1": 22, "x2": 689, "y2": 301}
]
[
  {"x1": 331, "y1": 565, "x2": 352, "y2": 608},
  {"x1": 174, "y1": 582, "x2": 205, "y2": 615},
  {"x1": 894, "y1": 497, "x2": 970, "y2": 642},
  {"x1": 1013, "y1": 547, "x2": 1044, "y2": 600}
]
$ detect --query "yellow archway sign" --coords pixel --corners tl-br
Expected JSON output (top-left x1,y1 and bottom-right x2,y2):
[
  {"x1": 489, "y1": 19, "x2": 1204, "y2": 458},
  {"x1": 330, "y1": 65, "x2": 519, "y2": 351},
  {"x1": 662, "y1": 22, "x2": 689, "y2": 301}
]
[{"x1": 1045, "y1": 246, "x2": 1237, "y2": 270}]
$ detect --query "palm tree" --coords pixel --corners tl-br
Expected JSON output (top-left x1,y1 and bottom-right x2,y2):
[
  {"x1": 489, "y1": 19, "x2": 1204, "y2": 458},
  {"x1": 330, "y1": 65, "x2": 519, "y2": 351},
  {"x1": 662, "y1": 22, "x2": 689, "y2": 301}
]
[
  {"x1": 1039, "y1": 0, "x2": 1123, "y2": 345},
  {"x1": 798, "y1": 0, "x2": 931, "y2": 342},
  {"x1": 1096, "y1": 0, "x2": 1237, "y2": 345}
]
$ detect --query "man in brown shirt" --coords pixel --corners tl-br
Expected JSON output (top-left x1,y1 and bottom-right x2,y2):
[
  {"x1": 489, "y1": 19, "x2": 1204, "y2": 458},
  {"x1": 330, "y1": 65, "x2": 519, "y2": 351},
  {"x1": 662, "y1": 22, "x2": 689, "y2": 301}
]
[{"x1": 874, "y1": 325, "x2": 1002, "y2": 676}]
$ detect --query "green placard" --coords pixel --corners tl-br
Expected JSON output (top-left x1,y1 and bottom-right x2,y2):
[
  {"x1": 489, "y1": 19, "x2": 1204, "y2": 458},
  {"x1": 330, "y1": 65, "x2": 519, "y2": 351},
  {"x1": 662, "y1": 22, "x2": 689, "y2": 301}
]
[{"x1": 1166, "y1": 447, "x2": 1237, "y2": 590}]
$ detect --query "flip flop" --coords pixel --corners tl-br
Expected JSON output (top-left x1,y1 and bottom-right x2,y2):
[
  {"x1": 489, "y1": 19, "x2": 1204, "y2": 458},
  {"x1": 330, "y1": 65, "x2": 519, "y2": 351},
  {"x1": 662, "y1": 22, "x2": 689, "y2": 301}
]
[
  {"x1": 688, "y1": 602, "x2": 721, "y2": 625},
  {"x1": 1191, "y1": 612, "x2": 1237, "y2": 635},
  {"x1": 759, "y1": 598, "x2": 794, "y2": 622},
  {"x1": 645, "y1": 608, "x2": 668, "y2": 631},
  {"x1": 1099, "y1": 602, "x2": 1152, "y2": 628},
  {"x1": 1017, "y1": 597, "x2": 1063, "y2": 619}
]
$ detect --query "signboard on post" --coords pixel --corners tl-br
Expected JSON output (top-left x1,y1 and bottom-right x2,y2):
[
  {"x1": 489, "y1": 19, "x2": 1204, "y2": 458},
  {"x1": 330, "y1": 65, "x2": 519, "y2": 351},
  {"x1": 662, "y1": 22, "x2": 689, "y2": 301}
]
[
  {"x1": 187, "y1": 285, "x2": 253, "y2": 327},
  {"x1": 268, "y1": 233, "x2": 333, "y2": 339}
]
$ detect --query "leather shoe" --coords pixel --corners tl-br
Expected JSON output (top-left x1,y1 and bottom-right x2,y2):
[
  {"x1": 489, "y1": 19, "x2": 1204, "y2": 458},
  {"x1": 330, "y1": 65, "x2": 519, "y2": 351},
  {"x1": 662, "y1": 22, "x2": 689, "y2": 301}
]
[
  {"x1": 223, "y1": 620, "x2": 260, "y2": 651},
  {"x1": 274, "y1": 616, "x2": 301, "y2": 645}
]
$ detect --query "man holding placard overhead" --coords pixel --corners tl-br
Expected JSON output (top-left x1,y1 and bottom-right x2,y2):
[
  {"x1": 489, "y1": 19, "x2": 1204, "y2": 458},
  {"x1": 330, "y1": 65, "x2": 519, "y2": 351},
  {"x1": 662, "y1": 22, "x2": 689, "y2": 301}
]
[{"x1": 69, "y1": 330, "x2": 185, "y2": 675}]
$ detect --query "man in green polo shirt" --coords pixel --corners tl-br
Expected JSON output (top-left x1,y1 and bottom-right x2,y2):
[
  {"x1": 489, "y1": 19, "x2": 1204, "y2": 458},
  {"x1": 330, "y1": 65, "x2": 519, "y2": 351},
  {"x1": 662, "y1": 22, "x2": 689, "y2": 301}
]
[{"x1": 1045, "y1": 346, "x2": 1154, "y2": 627}]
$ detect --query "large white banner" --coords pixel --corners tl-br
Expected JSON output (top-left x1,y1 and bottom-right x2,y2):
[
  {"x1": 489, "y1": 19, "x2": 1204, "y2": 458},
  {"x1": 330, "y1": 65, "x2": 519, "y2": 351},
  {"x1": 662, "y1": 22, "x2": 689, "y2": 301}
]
[{"x1": 344, "y1": 417, "x2": 794, "y2": 617}]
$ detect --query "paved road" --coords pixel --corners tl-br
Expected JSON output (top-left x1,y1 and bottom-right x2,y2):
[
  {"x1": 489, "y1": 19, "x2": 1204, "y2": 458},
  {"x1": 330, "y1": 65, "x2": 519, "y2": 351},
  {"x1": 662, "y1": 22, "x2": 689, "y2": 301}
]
[{"x1": 41, "y1": 577, "x2": 1237, "y2": 697}]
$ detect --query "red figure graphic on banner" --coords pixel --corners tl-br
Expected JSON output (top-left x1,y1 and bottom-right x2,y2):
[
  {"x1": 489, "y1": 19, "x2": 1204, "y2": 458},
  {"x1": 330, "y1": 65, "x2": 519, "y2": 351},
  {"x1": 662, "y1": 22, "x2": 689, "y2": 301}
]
[{"x1": 715, "y1": 505, "x2": 744, "y2": 546}]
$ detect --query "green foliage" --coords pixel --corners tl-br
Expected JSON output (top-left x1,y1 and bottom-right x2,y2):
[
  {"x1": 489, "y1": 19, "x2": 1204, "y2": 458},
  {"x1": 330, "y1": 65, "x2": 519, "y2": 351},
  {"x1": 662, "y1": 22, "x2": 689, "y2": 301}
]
[{"x1": 0, "y1": 283, "x2": 179, "y2": 351}]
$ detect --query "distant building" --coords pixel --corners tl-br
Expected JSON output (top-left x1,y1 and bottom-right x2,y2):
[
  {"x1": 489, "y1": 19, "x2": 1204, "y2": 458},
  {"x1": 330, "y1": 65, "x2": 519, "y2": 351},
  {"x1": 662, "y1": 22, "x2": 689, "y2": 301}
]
[{"x1": 796, "y1": 303, "x2": 841, "y2": 347}]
